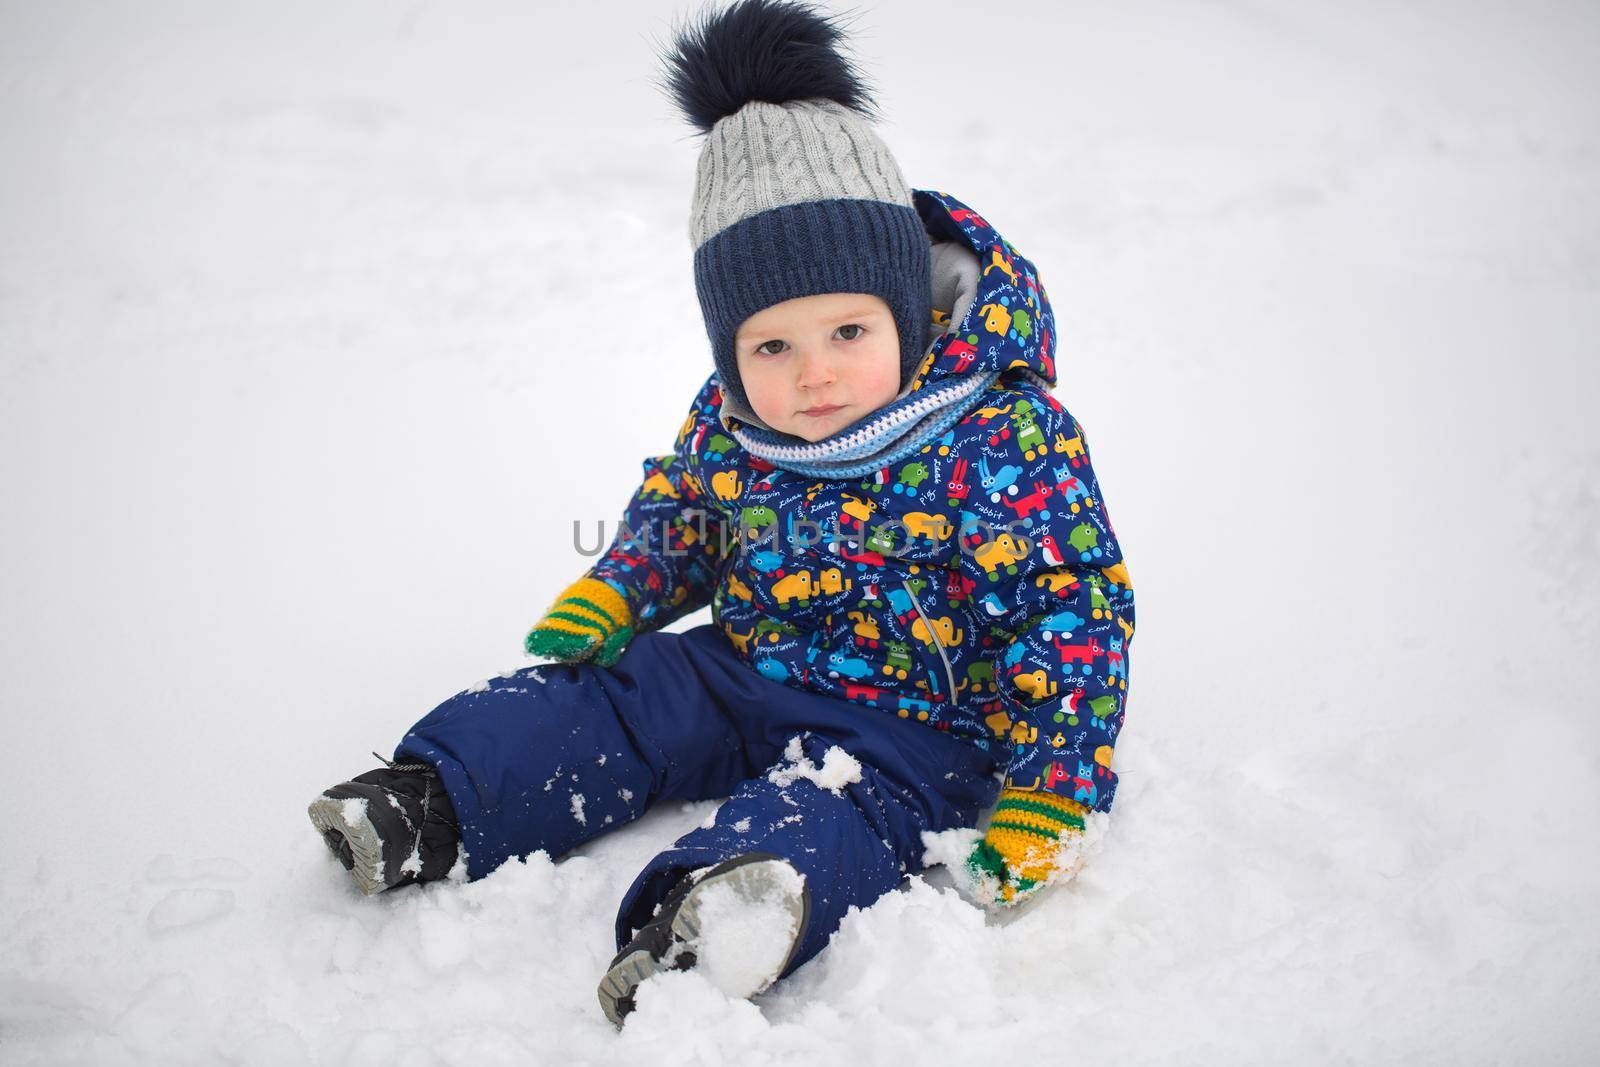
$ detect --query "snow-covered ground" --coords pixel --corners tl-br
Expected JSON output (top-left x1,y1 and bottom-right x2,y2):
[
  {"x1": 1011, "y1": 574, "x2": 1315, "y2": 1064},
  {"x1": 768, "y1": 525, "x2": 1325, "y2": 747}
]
[{"x1": 3, "y1": 1, "x2": 1597, "y2": 1062}]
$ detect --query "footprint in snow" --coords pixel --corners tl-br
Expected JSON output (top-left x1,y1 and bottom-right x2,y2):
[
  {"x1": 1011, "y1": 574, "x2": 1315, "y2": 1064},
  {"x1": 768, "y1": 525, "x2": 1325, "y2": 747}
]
[{"x1": 146, "y1": 888, "x2": 236, "y2": 935}]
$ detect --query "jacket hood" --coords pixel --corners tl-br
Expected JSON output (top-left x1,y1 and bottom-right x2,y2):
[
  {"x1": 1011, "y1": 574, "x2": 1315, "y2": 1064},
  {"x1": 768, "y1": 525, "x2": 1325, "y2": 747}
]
[
  {"x1": 909, "y1": 189, "x2": 1057, "y2": 391},
  {"x1": 719, "y1": 189, "x2": 1057, "y2": 435}
]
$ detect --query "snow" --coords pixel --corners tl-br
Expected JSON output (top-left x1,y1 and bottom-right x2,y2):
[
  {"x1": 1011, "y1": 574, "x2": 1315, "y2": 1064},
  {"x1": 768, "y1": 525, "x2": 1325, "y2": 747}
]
[
  {"x1": 146, "y1": 889, "x2": 238, "y2": 935},
  {"x1": 3, "y1": 0, "x2": 1599, "y2": 1063},
  {"x1": 338, "y1": 797, "x2": 368, "y2": 828},
  {"x1": 682, "y1": 860, "x2": 808, "y2": 1001},
  {"x1": 765, "y1": 735, "x2": 864, "y2": 794}
]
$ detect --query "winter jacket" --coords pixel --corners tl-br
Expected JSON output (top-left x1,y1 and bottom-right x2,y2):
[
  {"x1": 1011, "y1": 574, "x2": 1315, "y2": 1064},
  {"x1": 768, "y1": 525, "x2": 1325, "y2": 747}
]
[{"x1": 584, "y1": 190, "x2": 1134, "y2": 812}]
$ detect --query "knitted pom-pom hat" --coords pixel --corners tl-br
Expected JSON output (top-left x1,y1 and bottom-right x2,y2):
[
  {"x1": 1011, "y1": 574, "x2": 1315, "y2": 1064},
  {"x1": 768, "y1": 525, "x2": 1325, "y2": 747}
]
[{"x1": 656, "y1": 0, "x2": 931, "y2": 412}]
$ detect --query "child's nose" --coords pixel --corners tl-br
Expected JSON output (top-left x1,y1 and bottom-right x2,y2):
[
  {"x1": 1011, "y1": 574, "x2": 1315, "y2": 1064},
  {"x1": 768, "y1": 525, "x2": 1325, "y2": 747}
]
[{"x1": 795, "y1": 348, "x2": 837, "y2": 389}]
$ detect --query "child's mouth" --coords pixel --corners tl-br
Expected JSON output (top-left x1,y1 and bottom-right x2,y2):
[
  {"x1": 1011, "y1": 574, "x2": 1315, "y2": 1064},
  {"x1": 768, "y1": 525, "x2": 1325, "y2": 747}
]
[{"x1": 801, "y1": 404, "x2": 845, "y2": 418}]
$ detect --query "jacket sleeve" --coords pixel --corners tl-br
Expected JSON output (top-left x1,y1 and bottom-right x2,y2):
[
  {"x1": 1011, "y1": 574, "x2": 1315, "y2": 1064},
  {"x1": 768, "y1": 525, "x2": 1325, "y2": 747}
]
[
  {"x1": 587, "y1": 379, "x2": 733, "y2": 635},
  {"x1": 955, "y1": 393, "x2": 1134, "y2": 811}
]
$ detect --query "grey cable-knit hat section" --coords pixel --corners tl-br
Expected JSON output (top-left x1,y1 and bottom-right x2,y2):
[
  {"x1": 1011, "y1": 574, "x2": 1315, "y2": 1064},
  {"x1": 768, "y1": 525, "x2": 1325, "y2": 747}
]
[{"x1": 688, "y1": 99, "x2": 915, "y2": 249}]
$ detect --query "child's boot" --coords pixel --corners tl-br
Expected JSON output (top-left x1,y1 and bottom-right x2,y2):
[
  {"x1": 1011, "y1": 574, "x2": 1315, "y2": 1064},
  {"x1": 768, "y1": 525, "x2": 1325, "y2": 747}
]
[
  {"x1": 597, "y1": 852, "x2": 811, "y2": 1027},
  {"x1": 306, "y1": 756, "x2": 460, "y2": 895}
]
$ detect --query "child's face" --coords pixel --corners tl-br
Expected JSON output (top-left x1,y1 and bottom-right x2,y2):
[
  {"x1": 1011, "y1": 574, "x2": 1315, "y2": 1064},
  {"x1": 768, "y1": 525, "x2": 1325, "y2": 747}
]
[{"x1": 734, "y1": 292, "x2": 902, "y2": 442}]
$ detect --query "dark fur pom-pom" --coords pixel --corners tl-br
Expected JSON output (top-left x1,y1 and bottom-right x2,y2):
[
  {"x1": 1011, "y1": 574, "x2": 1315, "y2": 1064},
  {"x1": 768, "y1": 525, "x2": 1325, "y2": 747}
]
[{"x1": 656, "y1": 0, "x2": 879, "y2": 134}]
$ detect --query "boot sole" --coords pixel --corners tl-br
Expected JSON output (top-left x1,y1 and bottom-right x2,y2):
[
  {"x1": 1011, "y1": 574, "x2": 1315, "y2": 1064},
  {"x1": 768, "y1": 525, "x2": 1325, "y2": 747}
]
[
  {"x1": 307, "y1": 790, "x2": 401, "y2": 895},
  {"x1": 597, "y1": 854, "x2": 810, "y2": 1027}
]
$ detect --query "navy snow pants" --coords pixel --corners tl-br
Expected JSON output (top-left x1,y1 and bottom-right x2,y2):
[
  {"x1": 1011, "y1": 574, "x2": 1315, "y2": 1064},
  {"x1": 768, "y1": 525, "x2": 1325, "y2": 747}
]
[{"x1": 395, "y1": 624, "x2": 1002, "y2": 979}]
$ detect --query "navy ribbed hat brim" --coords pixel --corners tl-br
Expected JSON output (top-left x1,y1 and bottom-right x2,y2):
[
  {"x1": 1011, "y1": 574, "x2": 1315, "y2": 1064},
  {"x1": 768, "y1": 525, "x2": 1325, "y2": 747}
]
[{"x1": 694, "y1": 197, "x2": 932, "y2": 409}]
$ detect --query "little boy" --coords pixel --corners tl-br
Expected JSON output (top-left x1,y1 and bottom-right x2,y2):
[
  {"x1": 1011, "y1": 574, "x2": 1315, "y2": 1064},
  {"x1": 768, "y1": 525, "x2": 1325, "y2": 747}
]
[{"x1": 307, "y1": 0, "x2": 1134, "y2": 1028}]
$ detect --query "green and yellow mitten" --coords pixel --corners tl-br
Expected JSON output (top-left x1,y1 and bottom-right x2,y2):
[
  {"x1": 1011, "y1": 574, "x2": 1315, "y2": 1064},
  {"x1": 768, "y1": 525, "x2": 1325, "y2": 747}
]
[
  {"x1": 524, "y1": 576, "x2": 634, "y2": 668},
  {"x1": 965, "y1": 789, "x2": 1089, "y2": 907}
]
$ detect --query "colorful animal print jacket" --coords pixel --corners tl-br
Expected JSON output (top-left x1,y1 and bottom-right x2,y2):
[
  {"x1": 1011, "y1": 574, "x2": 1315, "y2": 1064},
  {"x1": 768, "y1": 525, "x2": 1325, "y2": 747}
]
[{"x1": 586, "y1": 190, "x2": 1134, "y2": 811}]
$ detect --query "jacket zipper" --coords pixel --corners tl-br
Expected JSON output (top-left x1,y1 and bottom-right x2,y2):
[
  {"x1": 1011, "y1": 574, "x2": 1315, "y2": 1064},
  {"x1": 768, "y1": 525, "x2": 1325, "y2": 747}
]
[{"x1": 902, "y1": 579, "x2": 957, "y2": 706}]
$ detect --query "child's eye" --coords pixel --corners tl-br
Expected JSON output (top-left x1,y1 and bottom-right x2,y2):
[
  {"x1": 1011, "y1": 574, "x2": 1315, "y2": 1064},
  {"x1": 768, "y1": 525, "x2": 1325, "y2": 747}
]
[{"x1": 752, "y1": 326, "x2": 861, "y2": 355}]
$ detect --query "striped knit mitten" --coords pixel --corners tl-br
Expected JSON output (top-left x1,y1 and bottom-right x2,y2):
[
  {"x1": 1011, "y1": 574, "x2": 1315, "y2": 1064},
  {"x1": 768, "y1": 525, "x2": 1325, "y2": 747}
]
[
  {"x1": 965, "y1": 789, "x2": 1089, "y2": 907},
  {"x1": 524, "y1": 576, "x2": 634, "y2": 668}
]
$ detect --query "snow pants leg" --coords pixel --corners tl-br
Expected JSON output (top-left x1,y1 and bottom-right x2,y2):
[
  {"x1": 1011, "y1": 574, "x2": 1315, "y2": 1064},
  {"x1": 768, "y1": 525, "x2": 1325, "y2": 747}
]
[{"x1": 395, "y1": 624, "x2": 1001, "y2": 981}]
